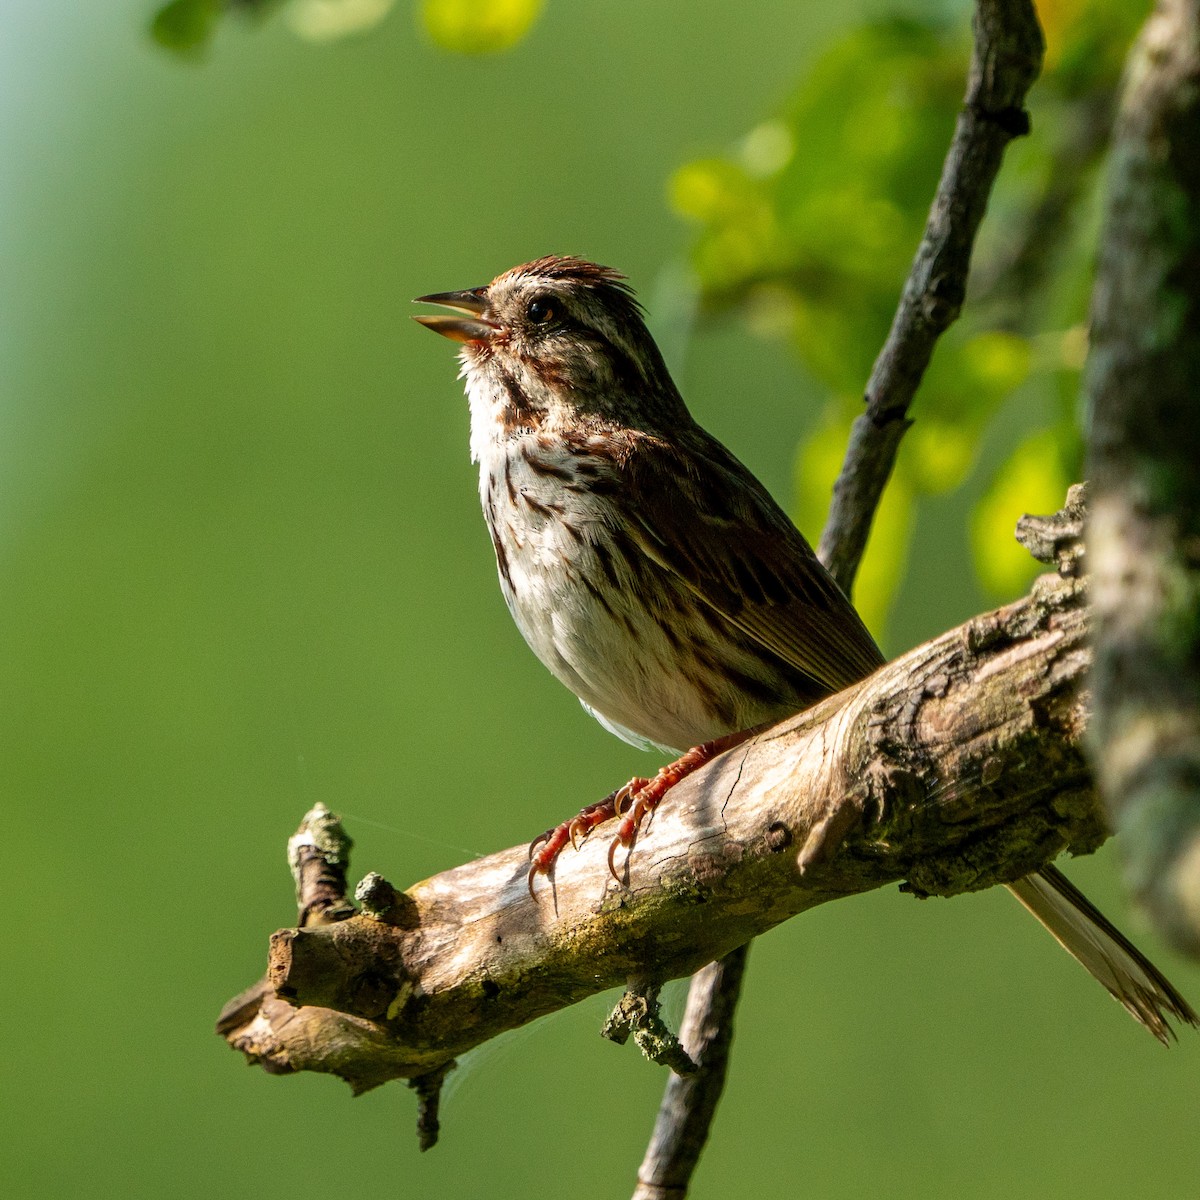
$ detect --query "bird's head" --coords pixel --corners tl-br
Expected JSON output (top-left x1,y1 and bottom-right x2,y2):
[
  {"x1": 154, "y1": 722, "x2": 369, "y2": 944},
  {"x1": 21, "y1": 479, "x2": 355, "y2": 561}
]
[{"x1": 414, "y1": 256, "x2": 687, "y2": 445}]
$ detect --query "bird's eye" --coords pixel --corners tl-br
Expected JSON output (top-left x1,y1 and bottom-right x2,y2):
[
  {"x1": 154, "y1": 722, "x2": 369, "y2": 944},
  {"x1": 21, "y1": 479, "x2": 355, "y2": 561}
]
[{"x1": 527, "y1": 298, "x2": 556, "y2": 325}]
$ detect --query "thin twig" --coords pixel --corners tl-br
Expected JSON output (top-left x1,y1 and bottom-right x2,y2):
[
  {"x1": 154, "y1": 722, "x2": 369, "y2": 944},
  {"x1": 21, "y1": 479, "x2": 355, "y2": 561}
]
[
  {"x1": 635, "y1": 3, "x2": 1046, "y2": 1195},
  {"x1": 631, "y1": 951, "x2": 750, "y2": 1200},
  {"x1": 603, "y1": 983, "x2": 700, "y2": 1076},
  {"x1": 287, "y1": 802, "x2": 357, "y2": 926},
  {"x1": 817, "y1": 0, "x2": 1044, "y2": 594},
  {"x1": 409, "y1": 1062, "x2": 456, "y2": 1152}
]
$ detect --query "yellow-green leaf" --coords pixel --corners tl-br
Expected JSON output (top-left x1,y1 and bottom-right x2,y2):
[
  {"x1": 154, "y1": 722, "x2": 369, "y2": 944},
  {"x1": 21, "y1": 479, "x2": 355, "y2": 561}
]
[
  {"x1": 669, "y1": 160, "x2": 756, "y2": 225},
  {"x1": 971, "y1": 428, "x2": 1072, "y2": 598},
  {"x1": 420, "y1": 0, "x2": 543, "y2": 54},
  {"x1": 793, "y1": 409, "x2": 913, "y2": 640},
  {"x1": 905, "y1": 420, "x2": 979, "y2": 495},
  {"x1": 961, "y1": 330, "x2": 1032, "y2": 395},
  {"x1": 287, "y1": 0, "x2": 396, "y2": 41}
]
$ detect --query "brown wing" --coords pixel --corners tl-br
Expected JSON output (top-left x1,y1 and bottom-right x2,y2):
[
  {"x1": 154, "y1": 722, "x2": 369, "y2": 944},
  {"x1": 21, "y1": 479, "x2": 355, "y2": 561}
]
[{"x1": 618, "y1": 428, "x2": 885, "y2": 695}]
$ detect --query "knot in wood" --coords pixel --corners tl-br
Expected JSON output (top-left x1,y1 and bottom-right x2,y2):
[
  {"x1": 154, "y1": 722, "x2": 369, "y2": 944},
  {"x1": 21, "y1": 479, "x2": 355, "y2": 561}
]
[
  {"x1": 350, "y1": 970, "x2": 397, "y2": 1020},
  {"x1": 765, "y1": 822, "x2": 792, "y2": 852},
  {"x1": 974, "y1": 102, "x2": 1031, "y2": 137},
  {"x1": 922, "y1": 274, "x2": 965, "y2": 325}
]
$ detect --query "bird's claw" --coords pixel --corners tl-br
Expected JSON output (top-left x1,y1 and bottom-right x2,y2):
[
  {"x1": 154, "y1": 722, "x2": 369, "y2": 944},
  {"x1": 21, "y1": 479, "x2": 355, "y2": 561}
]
[
  {"x1": 611, "y1": 777, "x2": 649, "y2": 815},
  {"x1": 606, "y1": 786, "x2": 654, "y2": 881},
  {"x1": 526, "y1": 792, "x2": 627, "y2": 898},
  {"x1": 527, "y1": 822, "x2": 572, "y2": 898},
  {"x1": 527, "y1": 737, "x2": 748, "y2": 896},
  {"x1": 607, "y1": 833, "x2": 625, "y2": 883},
  {"x1": 568, "y1": 814, "x2": 590, "y2": 852}
]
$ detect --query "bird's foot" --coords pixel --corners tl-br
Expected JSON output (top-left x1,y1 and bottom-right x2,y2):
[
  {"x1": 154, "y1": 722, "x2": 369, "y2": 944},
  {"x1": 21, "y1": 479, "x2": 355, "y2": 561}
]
[
  {"x1": 606, "y1": 728, "x2": 761, "y2": 881},
  {"x1": 527, "y1": 783, "x2": 648, "y2": 897},
  {"x1": 527, "y1": 728, "x2": 762, "y2": 897}
]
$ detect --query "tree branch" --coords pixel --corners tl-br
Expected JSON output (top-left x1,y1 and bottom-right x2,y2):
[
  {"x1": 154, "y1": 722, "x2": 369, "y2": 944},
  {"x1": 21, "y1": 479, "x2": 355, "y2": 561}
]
[
  {"x1": 817, "y1": 0, "x2": 1044, "y2": 594},
  {"x1": 631, "y1": 949, "x2": 751, "y2": 1200},
  {"x1": 221, "y1": 556, "x2": 1099, "y2": 1087},
  {"x1": 217, "y1": 805, "x2": 452, "y2": 1138},
  {"x1": 220, "y1": 8, "x2": 1055, "y2": 1182},
  {"x1": 644, "y1": 3, "x2": 1046, "y2": 1194},
  {"x1": 1086, "y1": 0, "x2": 1200, "y2": 957}
]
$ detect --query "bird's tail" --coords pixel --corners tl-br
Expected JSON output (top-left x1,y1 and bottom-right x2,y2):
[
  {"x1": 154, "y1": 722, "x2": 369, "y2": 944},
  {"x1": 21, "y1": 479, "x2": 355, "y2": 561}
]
[{"x1": 1006, "y1": 865, "x2": 1197, "y2": 1044}]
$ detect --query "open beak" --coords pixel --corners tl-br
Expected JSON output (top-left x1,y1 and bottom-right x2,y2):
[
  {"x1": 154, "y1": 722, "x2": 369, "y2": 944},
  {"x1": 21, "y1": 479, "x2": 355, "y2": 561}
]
[{"x1": 412, "y1": 288, "x2": 500, "y2": 344}]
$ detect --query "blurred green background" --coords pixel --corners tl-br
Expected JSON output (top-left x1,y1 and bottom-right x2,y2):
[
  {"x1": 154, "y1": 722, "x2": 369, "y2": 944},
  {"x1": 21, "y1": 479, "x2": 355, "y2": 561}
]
[{"x1": 4, "y1": 2, "x2": 1199, "y2": 1197}]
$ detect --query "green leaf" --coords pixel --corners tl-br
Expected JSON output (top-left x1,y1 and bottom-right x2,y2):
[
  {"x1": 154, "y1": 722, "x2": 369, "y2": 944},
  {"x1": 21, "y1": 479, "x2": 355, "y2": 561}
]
[
  {"x1": 150, "y1": 0, "x2": 224, "y2": 54},
  {"x1": 677, "y1": 18, "x2": 967, "y2": 394},
  {"x1": 420, "y1": 0, "x2": 544, "y2": 54},
  {"x1": 971, "y1": 428, "x2": 1073, "y2": 598},
  {"x1": 150, "y1": 0, "x2": 286, "y2": 54}
]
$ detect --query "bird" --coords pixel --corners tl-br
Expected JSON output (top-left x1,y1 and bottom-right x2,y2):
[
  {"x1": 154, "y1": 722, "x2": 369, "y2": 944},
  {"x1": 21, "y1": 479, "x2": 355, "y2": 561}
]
[{"x1": 415, "y1": 254, "x2": 1196, "y2": 1043}]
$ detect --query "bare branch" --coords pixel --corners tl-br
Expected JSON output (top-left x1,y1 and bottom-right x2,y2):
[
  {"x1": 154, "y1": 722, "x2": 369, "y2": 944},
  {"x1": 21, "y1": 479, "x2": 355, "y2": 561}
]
[
  {"x1": 602, "y1": 982, "x2": 699, "y2": 1076},
  {"x1": 1016, "y1": 481, "x2": 1088, "y2": 577},
  {"x1": 217, "y1": 805, "x2": 456, "y2": 1143},
  {"x1": 287, "y1": 802, "x2": 356, "y2": 926},
  {"x1": 817, "y1": 0, "x2": 1044, "y2": 594},
  {"x1": 1086, "y1": 0, "x2": 1200, "y2": 957},
  {"x1": 631, "y1": 951, "x2": 751, "y2": 1200},
  {"x1": 646, "y1": 4, "x2": 1047, "y2": 1193},
  {"x1": 221, "y1": 563, "x2": 1099, "y2": 1081}
]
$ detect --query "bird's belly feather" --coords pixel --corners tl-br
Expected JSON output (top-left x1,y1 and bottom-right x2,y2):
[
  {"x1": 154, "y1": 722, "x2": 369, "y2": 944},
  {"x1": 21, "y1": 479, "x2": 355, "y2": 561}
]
[{"x1": 480, "y1": 445, "x2": 786, "y2": 752}]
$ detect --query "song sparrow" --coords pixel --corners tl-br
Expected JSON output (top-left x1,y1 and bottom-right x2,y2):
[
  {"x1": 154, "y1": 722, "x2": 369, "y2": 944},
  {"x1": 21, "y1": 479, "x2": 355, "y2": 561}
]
[{"x1": 415, "y1": 254, "x2": 1195, "y2": 1042}]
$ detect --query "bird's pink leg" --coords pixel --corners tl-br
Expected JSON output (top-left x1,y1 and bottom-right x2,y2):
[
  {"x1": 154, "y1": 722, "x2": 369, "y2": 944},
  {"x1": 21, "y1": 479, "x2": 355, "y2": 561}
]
[
  {"x1": 606, "y1": 727, "x2": 762, "y2": 881},
  {"x1": 527, "y1": 782, "x2": 649, "y2": 897},
  {"x1": 527, "y1": 726, "x2": 766, "y2": 895}
]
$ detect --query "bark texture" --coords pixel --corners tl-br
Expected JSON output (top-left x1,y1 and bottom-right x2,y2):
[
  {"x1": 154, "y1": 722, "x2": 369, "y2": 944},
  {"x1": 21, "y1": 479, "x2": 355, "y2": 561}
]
[
  {"x1": 631, "y1": 950, "x2": 751, "y2": 1200},
  {"x1": 221, "y1": 561, "x2": 1098, "y2": 1091},
  {"x1": 1086, "y1": 0, "x2": 1200, "y2": 957}
]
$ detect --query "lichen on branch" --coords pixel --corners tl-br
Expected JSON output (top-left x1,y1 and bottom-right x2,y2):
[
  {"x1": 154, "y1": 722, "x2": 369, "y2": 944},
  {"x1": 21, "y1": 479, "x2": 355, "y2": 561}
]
[{"x1": 220, "y1": 547, "x2": 1097, "y2": 1091}]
